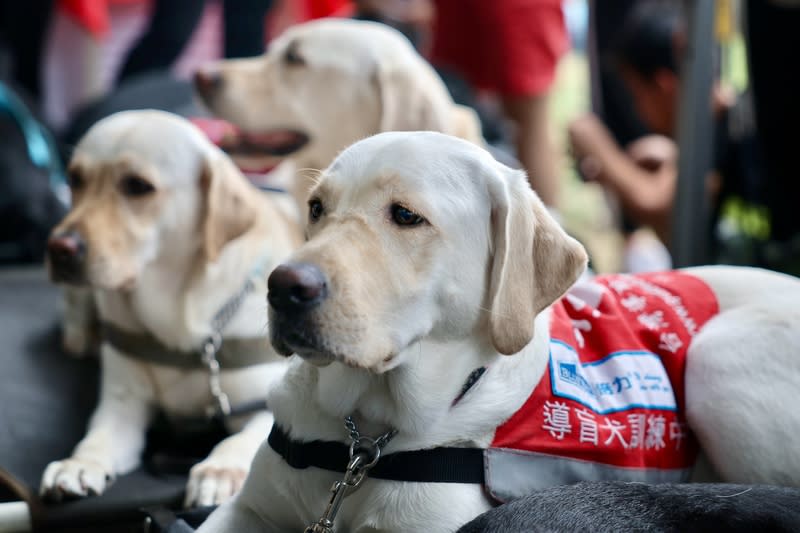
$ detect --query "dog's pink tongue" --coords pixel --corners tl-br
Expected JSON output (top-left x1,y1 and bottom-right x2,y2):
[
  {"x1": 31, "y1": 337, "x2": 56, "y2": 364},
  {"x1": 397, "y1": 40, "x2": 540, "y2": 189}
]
[
  {"x1": 190, "y1": 117, "x2": 240, "y2": 146},
  {"x1": 242, "y1": 130, "x2": 299, "y2": 145}
]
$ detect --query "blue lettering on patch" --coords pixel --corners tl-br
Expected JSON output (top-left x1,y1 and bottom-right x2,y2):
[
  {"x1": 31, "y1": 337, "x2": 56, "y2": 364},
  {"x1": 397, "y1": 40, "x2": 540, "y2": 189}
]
[{"x1": 549, "y1": 340, "x2": 677, "y2": 414}]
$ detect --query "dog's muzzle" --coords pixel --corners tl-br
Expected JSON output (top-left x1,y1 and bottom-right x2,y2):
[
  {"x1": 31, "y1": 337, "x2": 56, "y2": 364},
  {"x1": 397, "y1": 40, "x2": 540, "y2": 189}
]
[
  {"x1": 47, "y1": 230, "x2": 87, "y2": 284},
  {"x1": 268, "y1": 262, "x2": 328, "y2": 312},
  {"x1": 267, "y1": 262, "x2": 329, "y2": 358}
]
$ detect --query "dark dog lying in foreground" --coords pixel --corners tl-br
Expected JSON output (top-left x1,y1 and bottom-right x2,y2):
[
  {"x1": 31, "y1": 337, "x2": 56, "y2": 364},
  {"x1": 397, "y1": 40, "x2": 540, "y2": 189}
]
[{"x1": 458, "y1": 481, "x2": 800, "y2": 533}]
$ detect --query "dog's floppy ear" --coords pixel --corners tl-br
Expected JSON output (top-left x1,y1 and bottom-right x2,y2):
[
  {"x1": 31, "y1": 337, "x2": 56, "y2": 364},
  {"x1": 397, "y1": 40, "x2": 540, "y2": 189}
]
[
  {"x1": 376, "y1": 55, "x2": 451, "y2": 132},
  {"x1": 487, "y1": 167, "x2": 588, "y2": 355},
  {"x1": 451, "y1": 104, "x2": 485, "y2": 146},
  {"x1": 199, "y1": 152, "x2": 258, "y2": 262}
]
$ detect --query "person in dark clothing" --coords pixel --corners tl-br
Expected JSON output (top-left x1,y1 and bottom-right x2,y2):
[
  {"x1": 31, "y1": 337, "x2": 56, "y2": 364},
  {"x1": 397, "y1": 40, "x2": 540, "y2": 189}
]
[
  {"x1": 117, "y1": 0, "x2": 274, "y2": 84},
  {"x1": 569, "y1": 0, "x2": 784, "y2": 272},
  {"x1": 584, "y1": 0, "x2": 670, "y2": 271},
  {"x1": 745, "y1": 0, "x2": 800, "y2": 273},
  {"x1": 589, "y1": 0, "x2": 649, "y2": 148}
]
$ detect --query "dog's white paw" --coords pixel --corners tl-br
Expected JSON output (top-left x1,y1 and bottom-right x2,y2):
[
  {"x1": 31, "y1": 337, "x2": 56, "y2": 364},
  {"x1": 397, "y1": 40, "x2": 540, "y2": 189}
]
[
  {"x1": 185, "y1": 459, "x2": 248, "y2": 508},
  {"x1": 40, "y1": 458, "x2": 114, "y2": 501}
]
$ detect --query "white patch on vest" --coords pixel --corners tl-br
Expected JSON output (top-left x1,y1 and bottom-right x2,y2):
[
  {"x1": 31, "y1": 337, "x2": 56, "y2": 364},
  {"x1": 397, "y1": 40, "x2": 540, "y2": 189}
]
[
  {"x1": 566, "y1": 280, "x2": 606, "y2": 309},
  {"x1": 549, "y1": 340, "x2": 677, "y2": 414}
]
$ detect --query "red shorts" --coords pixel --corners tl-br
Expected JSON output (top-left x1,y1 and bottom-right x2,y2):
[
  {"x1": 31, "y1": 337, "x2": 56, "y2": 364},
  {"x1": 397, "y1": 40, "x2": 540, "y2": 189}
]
[{"x1": 430, "y1": 0, "x2": 568, "y2": 97}]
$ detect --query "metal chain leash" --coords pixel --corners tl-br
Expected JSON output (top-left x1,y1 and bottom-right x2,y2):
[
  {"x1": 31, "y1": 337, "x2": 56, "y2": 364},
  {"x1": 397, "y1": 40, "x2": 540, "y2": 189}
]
[
  {"x1": 202, "y1": 277, "x2": 257, "y2": 418},
  {"x1": 304, "y1": 417, "x2": 398, "y2": 533},
  {"x1": 211, "y1": 278, "x2": 256, "y2": 333},
  {"x1": 201, "y1": 332, "x2": 230, "y2": 417}
]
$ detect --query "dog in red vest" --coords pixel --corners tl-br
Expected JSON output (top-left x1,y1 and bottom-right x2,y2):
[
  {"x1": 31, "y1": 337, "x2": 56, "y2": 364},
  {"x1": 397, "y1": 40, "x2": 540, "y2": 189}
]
[{"x1": 200, "y1": 132, "x2": 800, "y2": 532}]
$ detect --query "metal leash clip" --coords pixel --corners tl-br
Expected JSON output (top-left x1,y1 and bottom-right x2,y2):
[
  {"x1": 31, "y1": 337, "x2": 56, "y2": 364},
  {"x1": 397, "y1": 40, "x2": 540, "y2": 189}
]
[
  {"x1": 201, "y1": 331, "x2": 231, "y2": 418},
  {"x1": 304, "y1": 418, "x2": 397, "y2": 533}
]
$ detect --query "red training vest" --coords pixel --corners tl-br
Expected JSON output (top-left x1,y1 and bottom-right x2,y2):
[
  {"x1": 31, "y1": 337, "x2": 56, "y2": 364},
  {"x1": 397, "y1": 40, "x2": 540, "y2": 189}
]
[{"x1": 485, "y1": 272, "x2": 719, "y2": 502}]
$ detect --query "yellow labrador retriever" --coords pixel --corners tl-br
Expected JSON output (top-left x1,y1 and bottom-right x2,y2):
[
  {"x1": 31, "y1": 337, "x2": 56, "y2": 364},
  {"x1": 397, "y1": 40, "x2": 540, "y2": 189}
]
[
  {"x1": 199, "y1": 132, "x2": 800, "y2": 532},
  {"x1": 194, "y1": 18, "x2": 484, "y2": 208},
  {"x1": 41, "y1": 110, "x2": 301, "y2": 507}
]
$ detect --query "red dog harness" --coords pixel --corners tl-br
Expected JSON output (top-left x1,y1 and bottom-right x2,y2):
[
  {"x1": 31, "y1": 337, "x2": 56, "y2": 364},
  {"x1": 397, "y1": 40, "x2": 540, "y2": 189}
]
[{"x1": 486, "y1": 272, "x2": 720, "y2": 502}]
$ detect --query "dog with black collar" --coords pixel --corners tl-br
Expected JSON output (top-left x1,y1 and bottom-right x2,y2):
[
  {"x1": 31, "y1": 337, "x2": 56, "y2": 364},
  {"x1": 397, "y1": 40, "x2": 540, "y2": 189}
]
[{"x1": 200, "y1": 131, "x2": 800, "y2": 532}]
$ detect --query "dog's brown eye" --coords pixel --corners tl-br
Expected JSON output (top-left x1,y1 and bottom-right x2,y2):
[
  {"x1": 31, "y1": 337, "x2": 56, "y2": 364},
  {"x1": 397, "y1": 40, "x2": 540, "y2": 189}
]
[
  {"x1": 285, "y1": 45, "x2": 305, "y2": 66},
  {"x1": 309, "y1": 198, "x2": 324, "y2": 222},
  {"x1": 67, "y1": 170, "x2": 84, "y2": 190},
  {"x1": 391, "y1": 204, "x2": 425, "y2": 226},
  {"x1": 120, "y1": 175, "x2": 155, "y2": 197}
]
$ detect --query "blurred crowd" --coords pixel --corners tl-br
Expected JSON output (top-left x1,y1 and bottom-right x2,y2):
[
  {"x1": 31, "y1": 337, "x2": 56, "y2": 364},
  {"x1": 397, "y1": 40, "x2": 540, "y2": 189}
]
[{"x1": 1, "y1": 0, "x2": 799, "y2": 276}]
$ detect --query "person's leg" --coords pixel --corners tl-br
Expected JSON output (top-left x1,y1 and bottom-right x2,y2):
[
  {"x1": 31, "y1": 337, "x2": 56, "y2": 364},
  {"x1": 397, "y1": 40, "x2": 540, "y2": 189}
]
[
  {"x1": 492, "y1": 0, "x2": 568, "y2": 209},
  {"x1": 0, "y1": 0, "x2": 55, "y2": 102},
  {"x1": 117, "y1": 0, "x2": 206, "y2": 83},
  {"x1": 502, "y1": 91, "x2": 560, "y2": 207},
  {"x1": 223, "y1": 0, "x2": 274, "y2": 58}
]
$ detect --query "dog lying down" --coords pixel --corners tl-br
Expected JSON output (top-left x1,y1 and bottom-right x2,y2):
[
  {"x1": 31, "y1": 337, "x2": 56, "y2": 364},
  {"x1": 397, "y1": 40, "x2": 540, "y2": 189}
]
[
  {"x1": 457, "y1": 481, "x2": 800, "y2": 533},
  {"x1": 199, "y1": 131, "x2": 800, "y2": 532},
  {"x1": 194, "y1": 18, "x2": 485, "y2": 209},
  {"x1": 41, "y1": 110, "x2": 302, "y2": 507}
]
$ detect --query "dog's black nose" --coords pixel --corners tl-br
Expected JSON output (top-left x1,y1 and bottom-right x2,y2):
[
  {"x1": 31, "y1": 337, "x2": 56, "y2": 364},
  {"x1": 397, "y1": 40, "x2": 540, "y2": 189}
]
[
  {"x1": 47, "y1": 231, "x2": 86, "y2": 281},
  {"x1": 268, "y1": 262, "x2": 328, "y2": 312},
  {"x1": 193, "y1": 67, "x2": 223, "y2": 98}
]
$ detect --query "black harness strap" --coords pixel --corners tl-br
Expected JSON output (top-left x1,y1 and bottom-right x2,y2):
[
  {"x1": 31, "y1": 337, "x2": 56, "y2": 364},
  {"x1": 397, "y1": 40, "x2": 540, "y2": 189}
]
[
  {"x1": 100, "y1": 321, "x2": 270, "y2": 370},
  {"x1": 268, "y1": 424, "x2": 485, "y2": 484}
]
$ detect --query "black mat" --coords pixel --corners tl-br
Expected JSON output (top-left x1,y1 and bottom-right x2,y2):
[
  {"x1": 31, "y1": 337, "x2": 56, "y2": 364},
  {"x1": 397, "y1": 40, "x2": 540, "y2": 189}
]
[
  {"x1": 0, "y1": 268, "x2": 98, "y2": 497},
  {"x1": 0, "y1": 268, "x2": 199, "y2": 532}
]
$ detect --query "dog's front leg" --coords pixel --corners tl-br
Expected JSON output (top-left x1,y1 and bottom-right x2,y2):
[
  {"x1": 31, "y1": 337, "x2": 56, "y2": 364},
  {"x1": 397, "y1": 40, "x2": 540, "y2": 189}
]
[
  {"x1": 40, "y1": 350, "x2": 154, "y2": 500},
  {"x1": 197, "y1": 438, "x2": 300, "y2": 533},
  {"x1": 197, "y1": 494, "x2": 281, "y2": 533},
  {"x1": 185, "y1": 410, "x2": 273, "y2": 507}
]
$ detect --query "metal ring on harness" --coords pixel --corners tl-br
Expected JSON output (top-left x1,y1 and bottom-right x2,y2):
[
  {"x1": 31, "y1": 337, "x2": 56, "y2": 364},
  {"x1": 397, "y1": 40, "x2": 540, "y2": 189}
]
[
  {"x1": 348, "y1": 437, "x2": 382, "y2": 470},
  {"x1": 201, "y1": 332, "x2": 222, "y2": 360}
]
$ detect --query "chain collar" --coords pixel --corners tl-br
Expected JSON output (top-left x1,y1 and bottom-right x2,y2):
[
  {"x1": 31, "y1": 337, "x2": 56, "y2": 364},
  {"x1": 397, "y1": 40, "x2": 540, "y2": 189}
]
[
  {"x1": 344, "y1": 415, "x2": 398, "y2": 459},
  {"x1": 305, "y1": 417, "x2": 397, "y2": 533},
  {"x1": 201, "y1": 259, "x2": 268, "y2": 418}
]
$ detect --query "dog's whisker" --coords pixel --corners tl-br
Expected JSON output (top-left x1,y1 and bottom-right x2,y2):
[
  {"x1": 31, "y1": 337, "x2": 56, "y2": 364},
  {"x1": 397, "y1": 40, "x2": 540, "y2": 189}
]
[{"x1": 297, "y1": 167, "x2": 324, "y2": 185}]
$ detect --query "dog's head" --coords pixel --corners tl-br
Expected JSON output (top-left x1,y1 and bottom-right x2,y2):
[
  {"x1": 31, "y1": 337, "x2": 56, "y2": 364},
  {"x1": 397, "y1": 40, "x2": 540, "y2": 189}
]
[
  {"x1": 47, "y1": 110, "x2": 259, "y2": 289},
  {"x1": 267, "y1": 132, "x2": 587, "y2": 372},
  {"x1": 193, "y1": 19, "x2": 454, "y2": 176}
]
